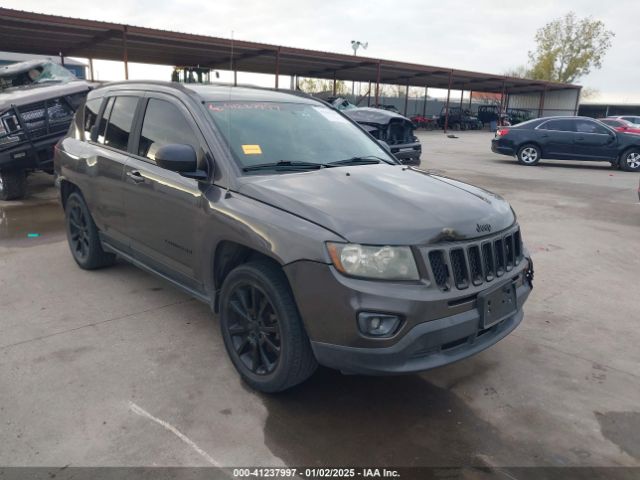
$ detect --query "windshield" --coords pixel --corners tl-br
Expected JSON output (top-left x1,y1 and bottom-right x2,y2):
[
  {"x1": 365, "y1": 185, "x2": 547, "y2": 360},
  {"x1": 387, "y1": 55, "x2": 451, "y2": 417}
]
[
  {"x1": 207, "y1": 101, "x2": 395, "y2": 172},
  {"x1": 0, "y1": 62, "x2": 77, "y2": 90}
]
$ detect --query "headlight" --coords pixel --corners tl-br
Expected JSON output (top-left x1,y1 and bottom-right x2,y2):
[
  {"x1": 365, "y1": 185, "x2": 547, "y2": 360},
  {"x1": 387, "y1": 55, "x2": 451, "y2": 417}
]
[{"x1": 327, "y1": 242, "x2": 419, "y2": 280}]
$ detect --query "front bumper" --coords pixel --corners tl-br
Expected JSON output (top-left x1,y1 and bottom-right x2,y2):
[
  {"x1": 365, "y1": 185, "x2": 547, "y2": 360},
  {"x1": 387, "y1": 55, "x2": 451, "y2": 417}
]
[
  {"x1": 285, "y1": 257, "x2": 532, "y2": 375},
  {"x1": 0, "y1": 134, "x2": 60, "y2": 171},
  {"x1": 391, "y1": 141, "x2": 421, "y2": 164}
]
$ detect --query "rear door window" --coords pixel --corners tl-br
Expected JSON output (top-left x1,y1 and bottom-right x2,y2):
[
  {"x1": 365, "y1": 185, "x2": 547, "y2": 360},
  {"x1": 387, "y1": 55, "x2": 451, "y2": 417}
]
[
  {"x1": 575, "y1": 120, "x2": 609, "y2": 134},
  {"x1": 137, "y1": 99, "x2": 199, "y2": 163},
  {"x1": 103, "y1": 96, "x2": 139, "y2": 151}
]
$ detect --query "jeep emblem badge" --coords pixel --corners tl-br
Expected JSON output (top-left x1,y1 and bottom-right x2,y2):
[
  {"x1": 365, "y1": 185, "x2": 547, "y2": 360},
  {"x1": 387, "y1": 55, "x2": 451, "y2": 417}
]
[{"x1": 476, "y1": 223, "x2": 491, "y2": 233}]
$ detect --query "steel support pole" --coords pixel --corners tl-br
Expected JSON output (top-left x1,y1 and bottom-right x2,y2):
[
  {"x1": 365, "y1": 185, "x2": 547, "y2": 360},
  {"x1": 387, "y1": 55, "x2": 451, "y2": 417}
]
[
  {"x1": 573, "y1": 87, "x2": 582, "y2": 115},
  {"x1": 423, "y1": 86, "x2": 428, "y2": 117},
  {"x1": 233, "y1": 67, "x2": 237, "y2": 86},
  {"x1": 89, "y1": 58, "x2": 94, "y2": 81},
  {"x1": 459, "y1": 89, "x2": 464, "y2": 111},
  {"x1": 122, "y1": 26, "x2": 129, "y2": 80},
  {"x1": 333, "y1": 72, "x2": 337, "y2": 95},
  {"x1": 468, "y1": 90, "x2": 473, "y2": 108},
  {"x1": 367, "y1": 81, "x2": 371, "y2": 106},
  {"x1": 403, "y1": 81, "x2": 409, "y2": 117},
  {"x1": 538, "y1": 87, "x2": 547, "y2": 117},
  {"x1": 443, "y1": 70, "x2": 453, "y2": 133},
  {"x1": 375, "y1": 61, "x2": 381, "y2": 106},
  {"x1": 274, "y1": 47, "x2": 280, "y2": 89}
]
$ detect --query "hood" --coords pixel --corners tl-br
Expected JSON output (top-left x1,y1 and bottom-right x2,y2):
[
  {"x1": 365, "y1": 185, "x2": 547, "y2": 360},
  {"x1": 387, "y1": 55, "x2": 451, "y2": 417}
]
[
  {"x1": 343, "y1": 107, "x2": 411, "y2": 126},
  {"x1": 0, "y1": 81, "x2": 92, "y2": 111},
  {"x1": 237, "y1": 164, "x2": 515, "y2": 245}
]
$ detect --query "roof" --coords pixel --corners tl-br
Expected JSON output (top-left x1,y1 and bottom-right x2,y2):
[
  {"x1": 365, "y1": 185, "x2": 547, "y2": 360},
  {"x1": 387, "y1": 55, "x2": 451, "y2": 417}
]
[
  {"x1": 0, "y1": 7, "x2": 580, "y2": 94},
  {"x1": 97, "y1": 80, "x2": 322, "y2": 103}
]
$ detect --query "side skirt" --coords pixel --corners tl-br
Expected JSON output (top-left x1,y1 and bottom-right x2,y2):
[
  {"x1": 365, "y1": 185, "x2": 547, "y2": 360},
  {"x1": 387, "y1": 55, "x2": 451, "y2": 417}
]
[{"x1": 102, "y1": 241, "x2": 211, "y2": 305}]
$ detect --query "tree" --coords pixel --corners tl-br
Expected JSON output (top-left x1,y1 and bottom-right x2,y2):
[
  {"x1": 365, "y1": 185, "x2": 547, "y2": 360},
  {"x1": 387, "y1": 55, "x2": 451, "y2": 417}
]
[
  {"x1": 504, "y1": 65, "x2": 531, "y2": 79},
  {"x1": 528, "y1": 12, "x2": 614, "y2": 83},
  {"x1": 297, "y1": 77, "x2": 347, "y2": 95}
]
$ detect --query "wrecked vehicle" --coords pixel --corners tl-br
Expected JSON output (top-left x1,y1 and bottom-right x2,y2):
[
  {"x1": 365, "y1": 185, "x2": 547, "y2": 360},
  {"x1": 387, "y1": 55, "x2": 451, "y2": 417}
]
[
  {"x1": 329, "y1": 97, "x2": 422, "y2": 165},
  {"x1": 0, "y1": 60, "x2": 92, "y2": 200},
  {"x1": 55, "y1": 82, "x2": 533, "y2": 392}
]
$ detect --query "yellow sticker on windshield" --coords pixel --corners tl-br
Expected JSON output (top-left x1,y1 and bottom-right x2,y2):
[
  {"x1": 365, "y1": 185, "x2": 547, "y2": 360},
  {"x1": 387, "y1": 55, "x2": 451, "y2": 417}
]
[{"x1": 242, "y1": 144, "x2": 262, "y2": 155}]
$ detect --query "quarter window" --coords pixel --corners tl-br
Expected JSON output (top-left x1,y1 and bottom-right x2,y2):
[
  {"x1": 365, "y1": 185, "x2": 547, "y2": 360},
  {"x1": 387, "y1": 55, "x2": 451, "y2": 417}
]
[
  {"x1": 138, "y1": 99, "x2": 199, "y2": 162},
  {"x1": 96, "y1": 97, "x2": 114, "y2": 144},
  {"x1": 103, "y1": 96, "x2": 138, "y2": 151},
  {"x1": 83, "y1": 98, "x2": 102, "y2": 140}
]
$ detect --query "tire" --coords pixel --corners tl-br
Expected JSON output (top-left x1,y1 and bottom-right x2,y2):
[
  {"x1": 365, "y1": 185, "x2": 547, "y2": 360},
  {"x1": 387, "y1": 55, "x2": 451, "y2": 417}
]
[
  {"x1": 219, "y1": 260, "x2": 317, "y2": 393},
  {"x1": 517, "y1": 144, "x2": 541, "y2": 166},
  {"x1": 619, "y1": 148, "x2": 640, "y2": 172},
  {"x1": 0, "y1": 169, "x2": 27, "y2": 201},
  {"x1": 64, "y1": 192, "x2": 116, "y2": 269}
]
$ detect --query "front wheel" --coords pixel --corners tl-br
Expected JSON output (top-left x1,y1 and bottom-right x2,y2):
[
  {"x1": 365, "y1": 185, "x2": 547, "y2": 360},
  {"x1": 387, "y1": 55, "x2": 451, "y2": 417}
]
[
  {"x1": 0, "y1": 169, "x2": 27, "y2": 201},
  {"x1": 619, "y1": 149, "x2": 640, "y2": 172},
  {"x1": 517, "y1": 144, "x2": 541, "y2": 166},
  {"x1": 219, "y1": 261, "x2": 317, "y2": 392},
  {"x1": 64, "y1": 192, "x2": 116, "y2": 269}
]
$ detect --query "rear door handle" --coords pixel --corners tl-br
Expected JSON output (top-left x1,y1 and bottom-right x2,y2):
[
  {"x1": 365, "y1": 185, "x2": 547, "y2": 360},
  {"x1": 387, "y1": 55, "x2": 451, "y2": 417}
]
[{"x1": 126, "y1": 170, "x2": 145, "y2": 183}]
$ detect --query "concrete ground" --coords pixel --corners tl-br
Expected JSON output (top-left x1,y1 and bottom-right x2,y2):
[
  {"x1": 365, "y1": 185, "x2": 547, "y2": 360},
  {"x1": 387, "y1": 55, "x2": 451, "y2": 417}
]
[{"x1": 1, "y1": 131, "x2": 639, "y2": 468}]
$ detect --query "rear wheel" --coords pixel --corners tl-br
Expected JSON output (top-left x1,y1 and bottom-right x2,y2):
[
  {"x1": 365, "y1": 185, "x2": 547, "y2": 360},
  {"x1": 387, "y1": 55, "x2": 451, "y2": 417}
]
[
  {"x1": 0, "y1": 169, "x2": 27, "y2": 201},
  {"x1": 619, "y1": 149, "x2": 640, "y2": 172},
  {"x1": 64, "y1": 192, "x2": 116, "y2": 269},
  {"x1": 219, "y1": 261, "x2": 317, "y2": 393},
  {"x1": 517, "y1": 144, "x2": 541, "y2": 166}
]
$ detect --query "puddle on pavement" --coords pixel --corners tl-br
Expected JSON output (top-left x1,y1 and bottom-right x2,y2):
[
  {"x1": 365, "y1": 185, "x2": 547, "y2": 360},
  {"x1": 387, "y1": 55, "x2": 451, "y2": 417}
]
[
  {"x1": 259, "y1": 368, "x2": 551, "y2": 467},
  {"x1": 596, "y1": 411, "x2": 640, "y2": 460},
  {"x1": 0, "y1": 201, "x2": 65, "y2": 247}
]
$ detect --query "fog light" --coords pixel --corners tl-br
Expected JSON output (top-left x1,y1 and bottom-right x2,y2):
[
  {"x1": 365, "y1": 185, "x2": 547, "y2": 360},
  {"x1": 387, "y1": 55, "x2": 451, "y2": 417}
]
[{"x1": 357, "y1": 312, "x2": 401, "y2": 337}]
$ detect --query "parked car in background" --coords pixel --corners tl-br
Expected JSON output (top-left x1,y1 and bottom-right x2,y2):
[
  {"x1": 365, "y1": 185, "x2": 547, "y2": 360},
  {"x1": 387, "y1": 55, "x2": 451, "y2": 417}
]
[
  {"x1": 0, "y1": 60, "x2": 92, "y2": 200},
  {"x1": 330, "y1": 97, "x2": 421, "y2": 165},
  {"x1": 491, "y1": 116, "x2": 640, "y2": 171},
  {"x1": 608, "y1": 115, "x2": 640, "y2": 127},
  {"x1": 506, "y1": 108, "x2": 533, "y2": 125},
  {"x1": 55, "y1": 81, "x2": 533, "y2": 392},
  {"x1": 600, "y1": 118, "x2": 640, "y2": 134},
  {"x1": 477, "y1": 105, "x2": 500, "y2": 125},
  {"x1": 410, "y1": 114, "x2": 437, "y2": 130},
  {"x1": 438, "y1": 106, "x2": 483, "y2": 130}
]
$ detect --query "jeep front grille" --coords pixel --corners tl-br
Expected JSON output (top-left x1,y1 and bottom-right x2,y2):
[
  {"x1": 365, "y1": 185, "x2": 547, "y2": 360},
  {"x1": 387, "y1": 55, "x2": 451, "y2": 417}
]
[{"x1": 423, "y1": 226, "x2": 523, "y2": 291}]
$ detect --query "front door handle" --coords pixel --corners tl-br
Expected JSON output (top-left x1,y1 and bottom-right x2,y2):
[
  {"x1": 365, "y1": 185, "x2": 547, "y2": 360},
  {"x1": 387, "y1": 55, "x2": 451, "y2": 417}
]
[{"x1": 126, "y1": 170, "x2": 145, "y2": 183}]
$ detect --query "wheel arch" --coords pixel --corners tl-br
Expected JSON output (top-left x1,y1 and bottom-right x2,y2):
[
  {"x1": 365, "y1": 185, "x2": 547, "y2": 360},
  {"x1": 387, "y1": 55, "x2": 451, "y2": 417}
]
[
  {"x1": 517, "y1": 141, "x2": 544, "y2": 158},
  {"x1": 211, "y1": 240, "x2": 285, "y2": 313}
]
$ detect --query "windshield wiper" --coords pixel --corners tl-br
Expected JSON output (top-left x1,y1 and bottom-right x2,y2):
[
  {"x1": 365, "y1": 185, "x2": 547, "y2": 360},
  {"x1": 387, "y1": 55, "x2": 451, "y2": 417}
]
[
  {"x1": 329, "y1": 156, "x2": 387, "y2": 166},
  {"x1": 242, "y1": 160, "x2": 334, "y2": 172}
]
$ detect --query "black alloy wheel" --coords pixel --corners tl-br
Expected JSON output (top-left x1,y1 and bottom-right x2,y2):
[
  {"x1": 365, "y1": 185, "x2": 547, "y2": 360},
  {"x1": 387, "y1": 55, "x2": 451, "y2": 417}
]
[
  {"x1": 226, "y1": 282, "x2": 282, "y2": 376},
  {"x1": 64, "y1": 192, "x2": 116, "y2": 269},
  {"x1": 220, "y1": 261, "x2": 317, "y2": 392}
]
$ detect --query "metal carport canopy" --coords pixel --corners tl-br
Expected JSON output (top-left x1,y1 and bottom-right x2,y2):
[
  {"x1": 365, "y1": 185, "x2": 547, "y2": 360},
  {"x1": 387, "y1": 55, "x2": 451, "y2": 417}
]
[{"x1": 0, "y1": 7, "x2": 579, "y2": 95}]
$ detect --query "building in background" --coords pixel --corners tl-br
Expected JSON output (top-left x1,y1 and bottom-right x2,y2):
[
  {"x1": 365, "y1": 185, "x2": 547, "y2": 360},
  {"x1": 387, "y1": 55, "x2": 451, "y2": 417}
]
[
  {"x1": 0, "y1": 51, "x2": 86, "y2": 79},
  {"x1": 578, "y1": 103, "x2": 640, "y2": 118}
]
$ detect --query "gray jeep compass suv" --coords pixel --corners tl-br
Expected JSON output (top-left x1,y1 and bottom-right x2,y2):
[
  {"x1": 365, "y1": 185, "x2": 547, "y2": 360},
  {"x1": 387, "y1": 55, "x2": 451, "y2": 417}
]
[{"x1": 54, "y1": 81, "x2": 533, "y2": 392}]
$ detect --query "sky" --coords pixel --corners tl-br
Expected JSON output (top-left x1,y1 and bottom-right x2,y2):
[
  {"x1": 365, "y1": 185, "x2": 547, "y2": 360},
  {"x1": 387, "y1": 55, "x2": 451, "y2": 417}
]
[{"x1": 3, "y1": 0, "x2": 639, "y2": 103}]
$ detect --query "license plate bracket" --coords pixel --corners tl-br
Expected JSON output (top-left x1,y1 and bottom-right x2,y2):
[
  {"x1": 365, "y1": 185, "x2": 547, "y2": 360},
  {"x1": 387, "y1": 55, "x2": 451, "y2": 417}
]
[{"x1": 478, "y1": 280, "x2": 517, "y2": 328}]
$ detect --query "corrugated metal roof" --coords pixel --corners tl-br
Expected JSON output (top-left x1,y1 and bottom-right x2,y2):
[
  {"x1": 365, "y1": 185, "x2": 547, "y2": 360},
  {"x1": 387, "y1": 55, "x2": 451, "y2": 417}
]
[{"x1": 0, "y1": 7, "x2": 580, "y2": 94}]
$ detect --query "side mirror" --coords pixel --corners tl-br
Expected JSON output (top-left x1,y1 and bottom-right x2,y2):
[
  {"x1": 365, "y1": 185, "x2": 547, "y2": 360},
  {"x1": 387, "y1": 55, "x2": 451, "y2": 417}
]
[{"x1": 155, "y1": 144, "x2": 198, "y2": 172}]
